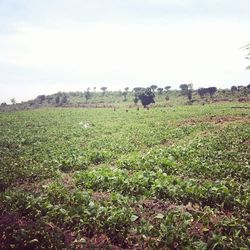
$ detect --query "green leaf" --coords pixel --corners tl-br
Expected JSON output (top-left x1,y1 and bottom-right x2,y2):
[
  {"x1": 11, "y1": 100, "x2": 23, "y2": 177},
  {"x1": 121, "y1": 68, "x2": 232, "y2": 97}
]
[
  {"x1": 131, "y1": 214, "x2": 139, "y2": 222},
  {"x1": 5, "y1": 196, "x2": 11, "y2": 200},
  {"x1": 155, "y1": 213, "x2": 164, "y2": 219},
  {"x1": 89, "y1": 201, "x2": 95, "y2": 207},
  {"x1": 59, "y1": 208, "x2": 67, "y2": 214}
]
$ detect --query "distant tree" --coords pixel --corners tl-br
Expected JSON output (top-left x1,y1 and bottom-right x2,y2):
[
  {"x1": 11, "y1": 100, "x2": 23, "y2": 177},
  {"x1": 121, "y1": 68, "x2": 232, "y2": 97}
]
[
  {"x1": 157, "y1": 87, "x2": 164, "y2": 95},
  {"x1": 1, "y1": 102, "x2": 7, "y2": 107},
  {"x1": 179, "y1": 84, "x2": 193, "y2": 100},
  {"x1": 207, "y1": 87, "x2": 217, "y2": 98},
  {"x1": 163, "y1": 86, "x2": 171, "y2": 100},
  {"x1": 133, "y1": 87, "x2": 146, "y2": 93},
  {"x1": 54, "y1": 92, "x2": 68, "y2": 106},
  {"x1": 164, "y1": 86, "x2": 171, "y2": 91},
  {"x1": 60, "y1": 93, "x2": 68, "y2": 105},
  {"x1": 121, "y1": 92, "x2": 127, "y2": 101},
  {"x1": 36, "y1": 95, "x2": 46, "y2": 104},
  {"x1": 150, "y1": 85, "x2": 158, "y2": 92},
  {"x1": 231, "y1": 86, "x2": 238, "y2": 93},
  {"x1": 134, "y1": 96, "x2": 139, "y2": 105},
  {"x1": 243, "y1": 84, "x2": 250, "y2": 95},
  {"x1": 179, "y1": 84, "x2": 189, "y2": 96},
  {"x1": 10, "y1": 98, "x2": 16, "y2": 105},
  {"x1": 101, "y1": 87, "x2": 107, "y2": 96},
  {"x1": 188, "y1": 90, "x2": 192, "y2": 101},
  {"x1": 197, "y1": 87, "x2": 217, "y2": 99},
  {"x1": 122, "y1": 87, "x2": 129, "y2": 101},
  {"x1": 47, "y1": 96, "x2": 54, "y2": 104},
  {"x1": 237, "y1": 85, "x2": 244, "y2": 91},
  {"x1": 243, "y1": 86, "x2": 249, "y2": 96},
  {"x1": 84, "y1": 88, "x2": 92, "y2": 103},
  {"x1": 55, "y1": 94, "x2": 60, "y2": 105},
  {"x1": 237, "y1": 85, "x2": 249, "y2": 96},
  {"x1": 135, "y1": 87, "x2": 155, "y2": 108},
  {"x1": 197, "y1": 88, "x2": 207, "y2": 98}
]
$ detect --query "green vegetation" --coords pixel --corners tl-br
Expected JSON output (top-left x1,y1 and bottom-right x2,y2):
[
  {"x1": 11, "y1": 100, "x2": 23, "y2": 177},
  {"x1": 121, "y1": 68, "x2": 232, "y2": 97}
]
[{"x1": 0, "y1": 103, "x2": 250, "y2": 249}]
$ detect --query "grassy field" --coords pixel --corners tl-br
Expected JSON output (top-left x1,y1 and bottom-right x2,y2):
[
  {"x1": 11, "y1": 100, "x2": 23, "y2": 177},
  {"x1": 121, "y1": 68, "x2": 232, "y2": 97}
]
[{"x1": 0, "y1": 103, "x2": 249, "y2": 249}]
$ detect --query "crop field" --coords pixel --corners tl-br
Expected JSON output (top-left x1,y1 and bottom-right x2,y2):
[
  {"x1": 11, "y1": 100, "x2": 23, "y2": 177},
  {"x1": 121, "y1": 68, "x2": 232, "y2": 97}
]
[{"x1": 0, "y1": 103, "x2": 249, "y2": 249}]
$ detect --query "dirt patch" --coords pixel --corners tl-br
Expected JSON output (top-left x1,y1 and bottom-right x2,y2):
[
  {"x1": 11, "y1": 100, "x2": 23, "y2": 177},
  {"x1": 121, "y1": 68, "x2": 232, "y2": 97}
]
[
  {"x1": 189, "y1": 211, "x2": 234, "y2": 239},
  {"x1": 161, "y1": 139, "x2": 174, "y2": 147},
  {"x1": 242, "y1": 139, "x2": 250, "y2": 145},
  {"x1": 209, "y1": 212, "x2": 233, "y2": 225},
  {"x1": 0, "y1": 213, "x2": 22, "y2": 227},
  {"x1": 84, "y1": 234, "x2": 121, "y2": 249},
  {"x1": 11, "y1": 174, "x2": 75, "y2": 194},
  {"x1": 92, "y1": 191, "x2": 111, "y2": 201},
  {"x1": 189, "y1": 221, "x2": 209, "y2": 238},
  {"x1": 137, "y1": 200, "x2": 204, "y2": 215},
  {"x1": 60, "y1": 173, "x2": 75, "y2": 190},
  {"x1": 183, "y1": 115, "x2": 249, "y2": 126},
  {"x1": 12, "y1": 179, "x2": 51, "y2": 193},
  {"x1": 0, "y1": 213, "x2": 83, "y2": 249},
  {"x1": 133, "y1": 199, "x2": 188, "y2": 222},
  {"x1": 139, "y1": 199, "x2": 176, "y2": 213}
]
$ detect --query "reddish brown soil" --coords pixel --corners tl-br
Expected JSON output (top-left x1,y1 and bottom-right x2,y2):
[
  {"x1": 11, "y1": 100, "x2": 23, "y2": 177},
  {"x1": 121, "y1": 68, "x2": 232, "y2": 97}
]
[{"x1": 183, "y1": 115, "x2": 249, "y2": 126}]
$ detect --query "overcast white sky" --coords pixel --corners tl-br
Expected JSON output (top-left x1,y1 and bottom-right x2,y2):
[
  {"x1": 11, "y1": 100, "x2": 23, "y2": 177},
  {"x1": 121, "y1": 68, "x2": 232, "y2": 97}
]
[{"x1": 0, "y1": 0, "x2": 249, "y2": 103}]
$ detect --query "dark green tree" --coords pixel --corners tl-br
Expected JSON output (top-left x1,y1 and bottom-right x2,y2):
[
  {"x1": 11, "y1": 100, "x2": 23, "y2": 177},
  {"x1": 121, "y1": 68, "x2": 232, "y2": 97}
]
[
  {"x1": 179, "y1": 84, "x2": 193, "y2": 100},
  {"x1": 134, "y1": 96, "x2": 139, "y2": 105},
  {"x1": 164, "y1": 86, "x2": 171, "y2": 91},
  {"x1": 157, "y1": 87, "x2": 164, "y2": 95},
  {"x1": 10, "y1": 98, "x2": 16, "y2": 105},
  {"x1": 0, "y1": 102, "x2": 7, "y2": 107},
  {"x1": 60, "y1": 93, "x2": 68, "y2": 105},
  {"x1": 122, "y1": 87, "x2": 129, "y2": 101},
  {"x1": 207, "y1": 87, "x2": 217, "y2": 98},
  {"x1": 197, "y1": 88, "x2": 207, "y2": 98},
  {"x1": 197, "y1": 87, "x2": 217, "y2": 99},
  {"x1": 231, "y1": 86, "x2": 238, "y2": 93},
  {"x1": 84, "y1": 88, "x2": 92, "y2": 103},
  {"x1": 179, "y1": 84, "x2": 189, "y2": 96},
  {"x1": 150, "y1": 85, "x2": 158, "y2": 92},
  {"x1": 164, "y1": 86, "x2": 171, "y2": 100},
  {"x1": 36, "y1": 95, "x2": 46, "y2": 104},
  {"x1": 133, "y1": 87, "x2": 146, "y2": 93},
  {"x1": 55, "y1": 94, "x2": 60, "y2": 105},
  {"x1": 101, "y1": 87, "x2": 107, "y2": 96},
  {"x1": 135, "y1": 87, "x2": 155, "y2": 108}
]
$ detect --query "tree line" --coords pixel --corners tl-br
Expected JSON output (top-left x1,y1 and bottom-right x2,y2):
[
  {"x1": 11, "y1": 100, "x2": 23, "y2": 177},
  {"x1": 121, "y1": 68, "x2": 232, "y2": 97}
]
[{"x1": 2, "y1": 84, "x2": 250, "y2": 109}]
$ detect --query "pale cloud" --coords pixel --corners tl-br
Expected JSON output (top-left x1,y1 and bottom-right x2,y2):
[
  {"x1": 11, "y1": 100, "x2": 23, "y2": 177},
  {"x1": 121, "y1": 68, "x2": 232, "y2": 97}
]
[
  {"x1": 0, "y1": 0, "x2": 249, "y2": 103},
  {"x1": 1, "y1": 21, "x2": 248, "y2": 76}
]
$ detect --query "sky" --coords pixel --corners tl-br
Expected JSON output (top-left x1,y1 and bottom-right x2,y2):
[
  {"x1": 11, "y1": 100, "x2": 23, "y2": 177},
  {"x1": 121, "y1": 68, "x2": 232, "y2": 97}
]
[{"x1": 0, "y1": 0, "x2": 249, "y2": 103}]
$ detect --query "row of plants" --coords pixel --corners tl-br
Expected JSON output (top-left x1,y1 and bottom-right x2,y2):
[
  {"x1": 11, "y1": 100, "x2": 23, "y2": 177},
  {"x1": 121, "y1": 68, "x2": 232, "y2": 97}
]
[
  {"x1": 74, "y1": 166, "x2": 249, "y2": 211},
  {"x1": 117, "y1": 124, "x2": 250, "y2": 181},
  {"x1": 1, "y1": 183, "x2": 249, "y2": 249}
]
